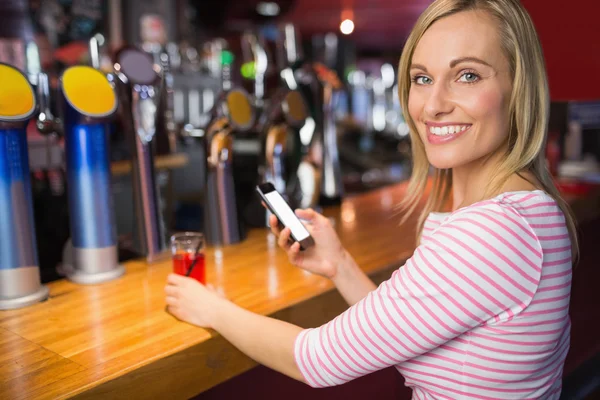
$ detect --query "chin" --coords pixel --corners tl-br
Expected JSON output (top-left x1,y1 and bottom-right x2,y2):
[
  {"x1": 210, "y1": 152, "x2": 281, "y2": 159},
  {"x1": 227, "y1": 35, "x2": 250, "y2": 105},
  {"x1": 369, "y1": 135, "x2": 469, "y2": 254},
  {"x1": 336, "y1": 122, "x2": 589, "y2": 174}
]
[{"x1": 425, "y1": 149, "x2": 463, "y2": 170}]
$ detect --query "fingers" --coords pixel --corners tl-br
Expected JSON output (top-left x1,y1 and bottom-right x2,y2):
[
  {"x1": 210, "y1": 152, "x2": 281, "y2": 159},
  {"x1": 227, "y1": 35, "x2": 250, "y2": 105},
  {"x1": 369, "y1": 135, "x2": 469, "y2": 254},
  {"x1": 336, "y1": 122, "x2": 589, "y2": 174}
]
[
  {"x1": 290, "y1": 241, "x2": 301, "y2": 254},
  {"x1": 165, "y1": 295, "x2": 178, "y2": 306},
  {"x1": 277, "y1": 227, "x2": 293, "y2": 249},
  {"x1": 269, "y1": 214, "x2": 282, "y2": 235},
  {"x1": 288, "y1": 242, "x2": 301, "y2": 260},
  {"x1": 295, "y1": 208, "x2": 322, "y2": 224},
  {"x1": 164, "y1": 285, "x2": 179, "y2": 297},
  {"x1": 167, "y1": 273, "x2": 187, "y2": 285},
  {"x1": 288, "y1": 242, "x2": 304, "y2": 266}
]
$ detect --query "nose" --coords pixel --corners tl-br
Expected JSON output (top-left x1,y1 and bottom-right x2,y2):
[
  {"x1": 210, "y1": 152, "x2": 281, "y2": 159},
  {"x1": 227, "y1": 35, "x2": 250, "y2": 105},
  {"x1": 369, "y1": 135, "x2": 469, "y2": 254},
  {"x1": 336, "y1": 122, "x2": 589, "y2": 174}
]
[{"x1": 423, "y1": 83, "x2": 454, "y2": 118}]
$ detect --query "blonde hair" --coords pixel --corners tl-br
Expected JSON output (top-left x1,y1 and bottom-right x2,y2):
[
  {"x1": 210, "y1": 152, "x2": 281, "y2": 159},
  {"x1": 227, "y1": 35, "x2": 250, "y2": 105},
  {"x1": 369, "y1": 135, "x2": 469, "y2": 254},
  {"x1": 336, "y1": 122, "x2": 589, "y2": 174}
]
[{"x1": 397, "y1": 0, "x2": 579, "y2": 262}]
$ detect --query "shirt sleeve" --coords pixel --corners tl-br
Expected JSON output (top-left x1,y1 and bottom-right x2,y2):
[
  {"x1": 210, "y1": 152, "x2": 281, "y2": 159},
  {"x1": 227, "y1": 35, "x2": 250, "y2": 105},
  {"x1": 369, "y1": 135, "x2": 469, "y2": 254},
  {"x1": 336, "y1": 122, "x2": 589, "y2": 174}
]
[
  {"x1": 294, "y1": 204, "x2": 543, "y2": 388},
  {"x1": 420, "y1": 212, "x2": 447, "y2": 244}
]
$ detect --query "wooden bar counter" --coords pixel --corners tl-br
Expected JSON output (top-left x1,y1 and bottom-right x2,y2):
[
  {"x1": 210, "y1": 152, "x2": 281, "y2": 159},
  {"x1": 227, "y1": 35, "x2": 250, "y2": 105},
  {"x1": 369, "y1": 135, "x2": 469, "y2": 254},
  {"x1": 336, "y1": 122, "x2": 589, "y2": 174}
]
[
  {"x1": 1, "y1": 181, "x2": 598, "y2": 400},
  {"x1": 0, "y1": 182, "x2": 422, "y2": 400}
]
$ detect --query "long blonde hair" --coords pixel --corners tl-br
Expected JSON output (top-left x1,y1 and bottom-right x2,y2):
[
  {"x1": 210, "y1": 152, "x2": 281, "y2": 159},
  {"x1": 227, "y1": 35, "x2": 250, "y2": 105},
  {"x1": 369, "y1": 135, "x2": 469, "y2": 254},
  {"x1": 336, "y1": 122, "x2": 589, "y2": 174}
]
[{"x1": 397, "y1": 0, "x2": 579, "y2": 262}]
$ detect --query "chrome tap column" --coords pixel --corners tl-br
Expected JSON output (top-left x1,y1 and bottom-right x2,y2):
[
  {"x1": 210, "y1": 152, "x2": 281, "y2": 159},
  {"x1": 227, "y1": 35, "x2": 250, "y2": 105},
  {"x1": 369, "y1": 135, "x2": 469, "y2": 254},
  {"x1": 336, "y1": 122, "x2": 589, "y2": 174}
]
[
  {"x1": 319, "y1": 82, "x2": 344, "y2": 205},
  {"x1": 59, "y1": 66, "x2": 124, "y2": 284},
  {"x1": 0, "y1": 0, "x2": 41, "y2": 85},
  {"x1": 114, "y1": 47, "x2": 168, "y2": 263},
  {"x1": 241, "y1": 31, "x2": 269, "y2": 106},
  {"x1": 204, "y1": 89, "x2": 255, "y2": 246},
  {"x1": 276, "y1": 24, "x2": 343, "y2": 206},
  {"x1": 261, "y1": 90, "x2": 310, "y2": 200},
  {"x1": 0, "y1": 63, "x2": 49, "y2": 309}
]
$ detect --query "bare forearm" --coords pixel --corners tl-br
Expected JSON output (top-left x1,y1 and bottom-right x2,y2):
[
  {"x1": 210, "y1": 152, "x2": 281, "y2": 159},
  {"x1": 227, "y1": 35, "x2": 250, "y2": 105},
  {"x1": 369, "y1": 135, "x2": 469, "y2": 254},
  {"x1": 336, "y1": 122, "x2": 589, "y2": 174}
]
[
  {"x1": 212, "y1": 299, "x2": 305, "y2": 383},
  {"x1": 332, "y1": 250, "x2": 377, "y2": 306}
]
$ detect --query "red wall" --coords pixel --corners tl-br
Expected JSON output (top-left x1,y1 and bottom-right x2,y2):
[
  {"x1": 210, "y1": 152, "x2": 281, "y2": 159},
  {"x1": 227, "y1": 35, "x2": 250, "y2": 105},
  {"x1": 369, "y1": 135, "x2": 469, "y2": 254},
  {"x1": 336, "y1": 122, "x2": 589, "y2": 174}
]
[{"x1": 523, "y1": 0, "x2": 600, "y2": 101}]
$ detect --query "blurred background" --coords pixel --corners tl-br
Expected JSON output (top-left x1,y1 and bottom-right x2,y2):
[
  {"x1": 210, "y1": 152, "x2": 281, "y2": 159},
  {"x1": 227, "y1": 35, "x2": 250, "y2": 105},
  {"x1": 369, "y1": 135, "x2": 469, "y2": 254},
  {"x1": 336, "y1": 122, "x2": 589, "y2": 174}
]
[
  {"x1": 1, "y1": 1, "x2": 599, "y2": 399},
  {"x1": 1, "y1": 0, "x2": 598, "y2": 279}
]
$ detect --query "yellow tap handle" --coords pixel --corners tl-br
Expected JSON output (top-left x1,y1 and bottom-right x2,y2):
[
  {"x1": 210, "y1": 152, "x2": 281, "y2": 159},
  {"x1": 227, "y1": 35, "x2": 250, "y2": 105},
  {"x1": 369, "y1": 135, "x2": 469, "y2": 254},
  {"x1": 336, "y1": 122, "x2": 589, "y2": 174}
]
[
  {"x1": 61, "y1": 66, "x2": 117, "y2": 117},
  {"x1": 0, "y1": 63, "x2": 36, "y2": 122}
]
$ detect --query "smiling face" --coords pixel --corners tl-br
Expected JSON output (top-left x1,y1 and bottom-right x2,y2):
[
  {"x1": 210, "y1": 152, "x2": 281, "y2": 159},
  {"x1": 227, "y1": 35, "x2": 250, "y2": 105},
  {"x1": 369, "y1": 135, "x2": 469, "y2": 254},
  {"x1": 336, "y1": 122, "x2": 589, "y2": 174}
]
[{"x1": 407, "y1": 10, "x2": 513, "y2": 170}]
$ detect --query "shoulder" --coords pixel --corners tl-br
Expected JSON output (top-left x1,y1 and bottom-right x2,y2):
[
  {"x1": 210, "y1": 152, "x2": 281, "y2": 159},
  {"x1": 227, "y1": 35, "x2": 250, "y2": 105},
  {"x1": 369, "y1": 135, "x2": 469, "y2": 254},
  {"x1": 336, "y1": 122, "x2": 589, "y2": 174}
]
[
  {"x1": 442, "y1": 190, "x2": 557, "y2": 237},
  {"x1": 425, "y1": 192, "x2": 546, "y2": 275},
  {"x1": 403, "y1": 193, "x2": 547, "y2": 315}
]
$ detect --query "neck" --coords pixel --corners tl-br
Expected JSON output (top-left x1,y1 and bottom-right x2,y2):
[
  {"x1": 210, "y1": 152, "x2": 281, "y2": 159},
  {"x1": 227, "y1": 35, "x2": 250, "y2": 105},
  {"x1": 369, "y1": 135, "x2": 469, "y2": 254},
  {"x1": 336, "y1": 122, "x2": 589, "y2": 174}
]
[
  {"x1": 450, "y1": 147, "x2": 542, "y2": 211},
  {"x1": 451, "y1": 149, "x2": 506, "y2": 211}
]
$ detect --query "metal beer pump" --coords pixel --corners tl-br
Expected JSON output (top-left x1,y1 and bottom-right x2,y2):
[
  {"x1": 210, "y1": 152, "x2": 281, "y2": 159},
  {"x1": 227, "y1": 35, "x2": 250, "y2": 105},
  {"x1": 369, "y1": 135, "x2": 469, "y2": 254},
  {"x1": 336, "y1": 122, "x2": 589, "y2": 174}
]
[
  {"x1": 113, "y1": 46, "x2": 168, "y2": 263},
  {"x1": 275, "y1": 23, "x2": 338, "y2": 209},
  {"x1": 0, "y1": 63, "x2": 49, "y2": 309},
  {"x1": 258, "y1": 89, "x2": 311, "y2": 207},
  {"x1": 203, "y1": 89, "x2": 256, "y2": 246},
  {"x1": 59, "y1": 66, "x2": 124, "y2": 284}
]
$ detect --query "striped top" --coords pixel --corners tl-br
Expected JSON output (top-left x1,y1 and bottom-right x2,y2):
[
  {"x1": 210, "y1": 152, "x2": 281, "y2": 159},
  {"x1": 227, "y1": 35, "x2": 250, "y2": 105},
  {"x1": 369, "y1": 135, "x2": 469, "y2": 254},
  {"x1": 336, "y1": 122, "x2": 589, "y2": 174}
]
[{"x1": 294, "y1": 190, "x2": 572, "y2": 399}]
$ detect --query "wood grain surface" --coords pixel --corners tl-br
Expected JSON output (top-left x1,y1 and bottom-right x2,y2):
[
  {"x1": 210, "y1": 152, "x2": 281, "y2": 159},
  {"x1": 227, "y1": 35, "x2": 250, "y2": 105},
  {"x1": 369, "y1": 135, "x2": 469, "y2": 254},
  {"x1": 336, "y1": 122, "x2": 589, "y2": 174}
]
[
  {"x1": 1, "y1": 180, "x2": 596, "y2": 400},
  {"x1": 0, "y1": 181, "x2": 420, "y2": 400}
]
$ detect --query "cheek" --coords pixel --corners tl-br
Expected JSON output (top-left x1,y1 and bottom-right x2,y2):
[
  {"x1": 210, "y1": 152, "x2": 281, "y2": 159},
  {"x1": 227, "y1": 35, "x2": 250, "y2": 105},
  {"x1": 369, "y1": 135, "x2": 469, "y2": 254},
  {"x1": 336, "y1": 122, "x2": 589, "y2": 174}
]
[
  {"x1": 462, "y1": 87, "x2": 508, "y2": 127},
  {"x1": 407, "y1": 89, "x2": 424, "y2": 125},
  {"x1": 460, "y1": 87, "x2": 511, "y2": 144}
]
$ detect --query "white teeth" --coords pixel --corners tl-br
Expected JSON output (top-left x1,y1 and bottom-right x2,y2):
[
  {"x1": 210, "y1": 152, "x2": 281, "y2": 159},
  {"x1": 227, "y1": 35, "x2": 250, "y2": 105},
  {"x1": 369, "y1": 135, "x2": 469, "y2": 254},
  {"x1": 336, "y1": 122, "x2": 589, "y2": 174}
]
[{"x1": 428, "y1": 124, "x2": 470, "y2": 136}]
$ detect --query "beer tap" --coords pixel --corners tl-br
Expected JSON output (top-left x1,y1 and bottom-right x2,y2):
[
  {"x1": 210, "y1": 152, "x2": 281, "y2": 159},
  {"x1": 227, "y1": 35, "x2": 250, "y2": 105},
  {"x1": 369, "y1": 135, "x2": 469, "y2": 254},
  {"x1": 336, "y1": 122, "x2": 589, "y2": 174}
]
[
  {"x1": 317, "y1": 75, "x2": 344, "y2": 205},
  {"x1": 34, "y1": 71, "x2": 63, "y2": 170},
  {"x1": 258, "y1": 88, "x2": 310, "y2": 207},
  {"x1": 0, "y1": 63, "x2": 49, "y2": 309},
  {"x1": 274, "y1": 23, "x2": 346, "y2": 208},
  {"x1": 113, "y1": 46, "x2": 168, "y2": 263},
  {"x1": 89, "y1": 35, "x2": 102, "y2": 70},
  {"x1": 276, "y1": 23, "x2": 304, "y2": 90},
  {"x1": 36, "y1": 72, "x2": 58, "y2": 134},
  {"x1": 284, "y1": 29, "x2": 344, "y2": 206},
  {"x1": 58, "y1": 64, "x2": 124, "y2": 284},
  {"x1": 241, "y1": 31, "x2": 269, "y2": 108},
  {"x1": 203, "y1": 88, "x2": 256, "y2": 246}
]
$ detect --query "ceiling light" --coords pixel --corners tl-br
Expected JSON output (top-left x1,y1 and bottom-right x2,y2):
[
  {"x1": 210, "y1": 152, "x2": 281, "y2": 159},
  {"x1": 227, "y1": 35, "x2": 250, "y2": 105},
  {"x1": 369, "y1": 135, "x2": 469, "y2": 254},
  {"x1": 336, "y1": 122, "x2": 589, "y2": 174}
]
[
  {"x1": 256, "y1": 2, "x2": 280, "y2": 17},
  {"x1": 340, "y1": 19, "x2": 354, "y2": 35}
]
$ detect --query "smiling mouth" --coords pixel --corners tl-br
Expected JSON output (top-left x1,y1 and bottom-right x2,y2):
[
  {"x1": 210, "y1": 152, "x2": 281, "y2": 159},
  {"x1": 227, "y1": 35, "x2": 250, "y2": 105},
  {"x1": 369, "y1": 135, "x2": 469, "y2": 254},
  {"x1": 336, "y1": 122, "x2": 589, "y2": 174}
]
[{"x1": 428, "y1": 124, "x2": 471, "y2": 136}]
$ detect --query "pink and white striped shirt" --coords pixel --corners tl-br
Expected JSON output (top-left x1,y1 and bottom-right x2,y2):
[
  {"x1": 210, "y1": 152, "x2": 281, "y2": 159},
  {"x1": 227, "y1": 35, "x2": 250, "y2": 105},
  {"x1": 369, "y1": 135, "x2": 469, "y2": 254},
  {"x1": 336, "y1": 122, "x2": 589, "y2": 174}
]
[{"x1": 295, "y1": 190, "x2": 572, "y2": 399}]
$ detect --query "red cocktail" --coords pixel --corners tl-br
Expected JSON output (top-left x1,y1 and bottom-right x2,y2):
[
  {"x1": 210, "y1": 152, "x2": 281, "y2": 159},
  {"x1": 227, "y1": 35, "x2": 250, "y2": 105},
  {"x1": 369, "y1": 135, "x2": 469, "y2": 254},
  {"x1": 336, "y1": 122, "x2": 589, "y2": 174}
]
[
  {"x1": 170, "y1": 232, "x2": 205, "y2": 284},
  {"x1": 172, "y1": 252, "x2": 206, "y2": 283}
]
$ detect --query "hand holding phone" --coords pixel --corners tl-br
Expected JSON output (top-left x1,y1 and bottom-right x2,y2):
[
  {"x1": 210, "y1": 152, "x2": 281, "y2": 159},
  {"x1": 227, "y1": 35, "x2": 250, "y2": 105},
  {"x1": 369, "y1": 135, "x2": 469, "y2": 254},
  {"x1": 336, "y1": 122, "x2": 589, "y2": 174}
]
[{"x1": 256, "y1": 182, "x2": 315, "y2": 250}]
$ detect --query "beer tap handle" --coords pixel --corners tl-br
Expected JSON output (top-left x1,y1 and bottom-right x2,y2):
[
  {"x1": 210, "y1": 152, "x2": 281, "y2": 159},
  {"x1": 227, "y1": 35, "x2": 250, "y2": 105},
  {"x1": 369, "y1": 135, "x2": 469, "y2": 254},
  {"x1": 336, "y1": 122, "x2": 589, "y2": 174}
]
[
  {"x1": 277, "y1": 23, "x2": 304, "y2": 70},
  {"x1": 241, "y1": 32, "x2": 269, "y2": 103},
  {"x1": 89, "y1": 35, "x2": 101, "y2": 69},
  {"x1": 36, "y1": 72, "x2": 59, "y2": 135},
  {"x1": 159, "y1": 52, "x2": 176, "y2": 136}
]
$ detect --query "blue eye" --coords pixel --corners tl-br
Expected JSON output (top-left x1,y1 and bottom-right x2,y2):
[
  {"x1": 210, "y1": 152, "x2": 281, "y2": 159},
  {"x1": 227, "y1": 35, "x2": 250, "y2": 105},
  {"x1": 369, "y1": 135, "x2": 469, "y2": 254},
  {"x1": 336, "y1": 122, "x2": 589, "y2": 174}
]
[
  {"x1": 413, "y1": 76, "x2": 432, "y2": 85},
  {"x1": 458, "y1": 72, "x2": 479, "y2": 83}
]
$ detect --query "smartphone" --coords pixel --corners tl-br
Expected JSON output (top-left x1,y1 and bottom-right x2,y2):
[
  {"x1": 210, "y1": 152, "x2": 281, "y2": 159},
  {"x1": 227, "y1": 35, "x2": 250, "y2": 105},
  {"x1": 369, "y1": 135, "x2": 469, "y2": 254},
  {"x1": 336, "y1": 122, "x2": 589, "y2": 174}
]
[{"x1": 256, "y1": 182, "x2": 315, "y2": 250}]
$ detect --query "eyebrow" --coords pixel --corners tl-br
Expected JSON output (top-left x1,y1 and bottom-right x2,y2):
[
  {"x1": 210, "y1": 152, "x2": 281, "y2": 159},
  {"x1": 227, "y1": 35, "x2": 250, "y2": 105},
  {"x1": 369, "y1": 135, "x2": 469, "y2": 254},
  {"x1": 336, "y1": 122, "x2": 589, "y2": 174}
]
[
  {"x1": 449, "y1": 57, "x2": 492, "y2": 68},
  {"x1": 410, "y1": 57, "x2": 493, "y2": 72},
  {"x1": 410, "y1": 63, "x2": 428, "y2": 72}
]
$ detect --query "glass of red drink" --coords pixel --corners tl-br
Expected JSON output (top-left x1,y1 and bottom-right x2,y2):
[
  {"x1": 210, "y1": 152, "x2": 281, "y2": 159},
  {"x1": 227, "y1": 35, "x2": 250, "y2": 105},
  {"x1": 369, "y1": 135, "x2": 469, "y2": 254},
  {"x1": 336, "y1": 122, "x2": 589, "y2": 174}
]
[{"x1": 170, "y1": 232, "x2": 205, "y2": 284}]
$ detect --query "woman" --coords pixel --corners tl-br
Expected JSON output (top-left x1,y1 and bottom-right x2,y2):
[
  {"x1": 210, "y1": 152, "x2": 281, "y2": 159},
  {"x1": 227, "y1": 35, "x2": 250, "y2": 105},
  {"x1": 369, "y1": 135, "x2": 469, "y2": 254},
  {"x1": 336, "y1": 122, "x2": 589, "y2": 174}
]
[{"x1": 165, "y1": 0, "x2": 578, "y2": 397}]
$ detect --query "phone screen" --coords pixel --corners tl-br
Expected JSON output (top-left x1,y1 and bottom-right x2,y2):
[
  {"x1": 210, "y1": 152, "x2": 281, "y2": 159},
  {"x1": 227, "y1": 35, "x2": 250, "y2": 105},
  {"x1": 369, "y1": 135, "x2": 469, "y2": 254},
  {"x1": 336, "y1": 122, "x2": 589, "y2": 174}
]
[{"x1": 264, "y1": 191, "x2": 310, "y2": 241}]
